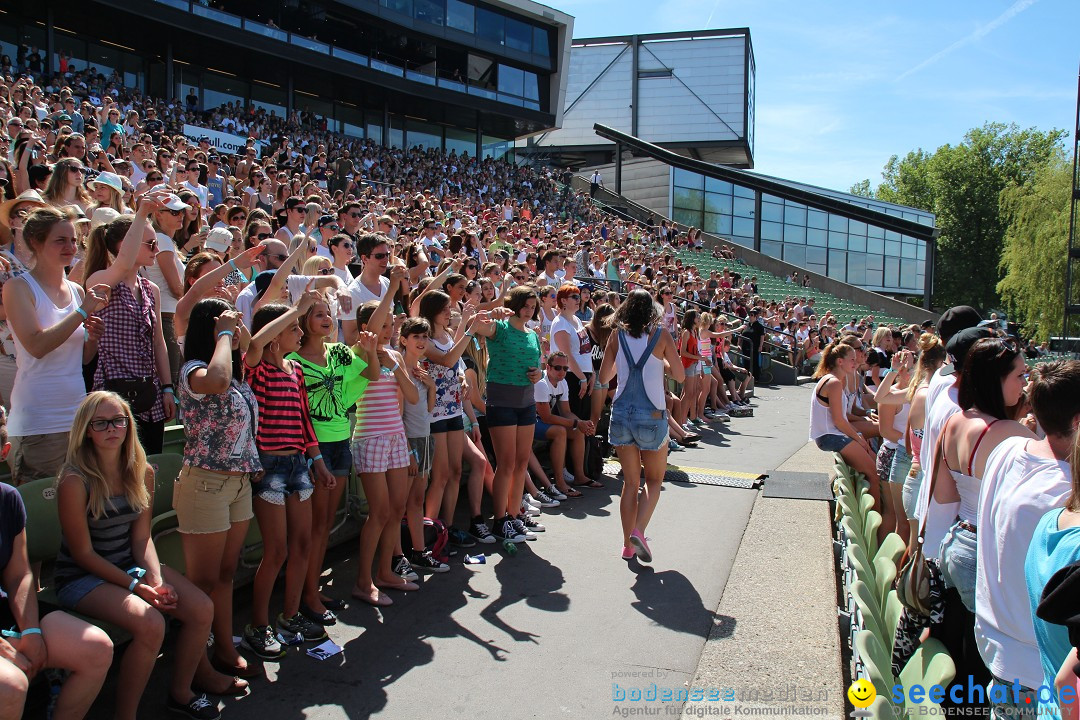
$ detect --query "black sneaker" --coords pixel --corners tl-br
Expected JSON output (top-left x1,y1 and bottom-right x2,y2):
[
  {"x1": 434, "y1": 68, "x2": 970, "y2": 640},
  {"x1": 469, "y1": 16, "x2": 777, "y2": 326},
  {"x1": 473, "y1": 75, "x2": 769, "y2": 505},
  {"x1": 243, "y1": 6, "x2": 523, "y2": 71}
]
[
  {"x1": 519, "y1": 514, "x2": 546, "y2": 532},
  {"x1": 492, "y1": 515, "x2": 526, "y2": 543},
  {"x1": 277, "y1": 612, "x2": 328, "y2": 643},
  {"x1": 470, "y1": 518, "x2": 497, "y2": 544},
  {"x1": 241, "y1": 624, "x2": 284, "y2": 660},
  {"x1": 393, "y1": 554, "x2": 419, "y2": 582},
  {"x1": 167, "y1": 693, "x2": 220, "y2": 720},
  {"x1": 511, "y1": 515, "x2": 537, "y2": 541},
  {"x1": 409, "y1": 549, "x2": 450, "y2": 573},
  {"x1": 448, "y1": 526, "x2": 477, "y2": 548}
]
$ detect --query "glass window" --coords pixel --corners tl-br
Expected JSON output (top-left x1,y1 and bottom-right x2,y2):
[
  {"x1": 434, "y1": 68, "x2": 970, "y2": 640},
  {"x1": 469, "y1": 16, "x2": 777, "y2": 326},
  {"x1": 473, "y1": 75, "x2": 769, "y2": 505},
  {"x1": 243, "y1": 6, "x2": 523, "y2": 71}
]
[
  {"x1": 732, "y1": 196, "x2": 755, "y2": 218},
  {"x1": 733, "y1": 184, "x2": 755, "y2": 199},
  {"x1": 673, "y1": 187, "x2": 704, "y2": 212},
  {"x1": 867, "y1": 237, "x2": 884, "y2": 255},
  {"x1": 730, "y1": 236, "x2": 754, "y2": 249},
  {"x1": 498, "y1": 64, "x2": 524, "y2": 96},
  {"x1": 704, "y1": 193, "x2": 731, "y2": 215},
  {"x1": 783, "y1": 245, "x2": 805, "y2": 267},
  {"x1": 415, "y1": 0, "x2": 445, "y2": 24},
  {"x1": 673, "y1": 208, "x2": 703, "y2": 229},
  {"x1": 523, "y1": 71, "x2": 539, "y2": 101},
  {"x1": 761, "y1": 241, "x2": 781, "y2": 259},
  {"x1": 445, "y1": 127, "x2": 474, "y2": 156},
  {"x1": 446, "y1": 0, "x2": 474, "y2": 32},
  {"x1": 900, "y1": 259, "x2": 918, "y2": 289},
  {"x1": 885, "y1": 240, "x2": 901, "y2": 257},
  {"x1": 251, "y1": 83, "x2": 286, "y2": 117},
  {"x1": 673, "y1": 168, "x2": 703, "y2": 190},
  {"x1": 848, "y1": 235, "x2": 866, "y2": 253},
  {"x1": 467, "y1": 54, "x2": 496, "y2": 89},
  {"x1": 828, "y1": 251, "x2": 846, "y2": 281},
  {"x1": 847, "y1": 253, "x2": 866, "y2": 286},
  {"x1": 901, "y1": 243, "x2": 917, "y2": 259},
  {"x1": 884, "y1": 257, "x2": 900, "y2": 288},
  {"x1": 389, "y1": 117, "x2": 404, "y2": 149},
  {"x1": 342, "y1": 123, "x2": 364, "y2": 138},
  {"x1": 807, "y1": 209, "x2": 827, "y2": 229},
  {"x1": 505, "y1": 17, "x2": 533, "y2": 52},
  {"x1": 828, "y1": 214, "x2": 847, "y2": 232},
  {"x1": 704, "y1": 213, "x2": 731, "y2": 235},
  {"x1": 885, "y1": 229, "x2": 901, "y2": 241},
  {"x1": 867, "y1": 224, "x2": 884, "y2": 239},
  {"x1": 806, "y1": 247, "x2": 827, "y2": 265},
  {"x1": 533, "y1": 26, "x2": 551, "y2": 56},
  {"x1": 917, "y1": 244, "x2": 926, "y2": 260},
  {"x1": 381, "y1": 0, "x2": 413, "y2": 14},
  {"x1": 828, "y1": 231, "x2": 847, "y2": 249},
  {"x1": 784, "y1": 204, "x2": 806, "y2": 226},
  {"x1": 807, "y1": 228, "x2": 827, "y2": 246},
  {"x1": 761, "y1": 221, "x2": 782, "y2": 242},
  {"x1": 366, "y1": 122, "x2": 384, "y2": 145},
  {"x1": 761, "y1": 201, "x2": 783, "y2": 223},
  {"x1": 783, "y1": 224, "x2": 806, "y2": 244},
  {"x1": 406, "y1": 119, "x2": 442, "y2": 150},
  {"x1": 732, "y1": 217, "x2": 754, "y2": 237},
  {"x1": 705, "y1": 177, "x2": 733, "y2": 195},
  {"x1": 476, "y1": 7, "x2": 504, "y2": 43},
  {"x1": 849, "y1": 219, "x2": 867, "y2": 236}
]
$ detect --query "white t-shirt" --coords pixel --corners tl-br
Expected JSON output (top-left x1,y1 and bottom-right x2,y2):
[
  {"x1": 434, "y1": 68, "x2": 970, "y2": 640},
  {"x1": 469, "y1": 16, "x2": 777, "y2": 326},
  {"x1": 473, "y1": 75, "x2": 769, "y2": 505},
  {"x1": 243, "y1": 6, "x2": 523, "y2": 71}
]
[
  {"x1": 141, "y1": 232, "x2": 185, "y2": 313},
  {"x1": 915, "y1": 367, "x2": 961, "y2": 553},
  {"x1": 181, "y1": 180, "x2": 208, "y2": 208},
  {"x1": 348, "y1": 274, "x2": 390, "y2": 308},
  {"x1": 550, "y1": 314, "x2": 593, "y2": 376},
  {"x1": 975, "y1": 436, "x2": 1070, "y2": 688},
  {"x1": 534, "y1": 374, "x2": 568, "y2": 412}
]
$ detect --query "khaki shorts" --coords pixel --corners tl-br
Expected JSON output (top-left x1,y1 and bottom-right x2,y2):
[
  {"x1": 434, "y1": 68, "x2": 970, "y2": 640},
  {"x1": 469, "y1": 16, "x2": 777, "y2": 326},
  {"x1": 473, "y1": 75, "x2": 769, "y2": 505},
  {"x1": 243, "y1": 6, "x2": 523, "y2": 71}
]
[
  {"x1": 10, "y1": 431, "x2": 69, "y2": 484},
  {"x1": 173, "y1": 465, "x2": 254, "y2": 534}
]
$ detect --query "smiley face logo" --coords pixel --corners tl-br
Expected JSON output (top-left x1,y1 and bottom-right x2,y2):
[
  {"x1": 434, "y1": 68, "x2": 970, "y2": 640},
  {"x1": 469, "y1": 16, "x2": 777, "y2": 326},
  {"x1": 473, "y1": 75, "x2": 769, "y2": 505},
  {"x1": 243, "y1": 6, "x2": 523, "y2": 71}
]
[{"x1": 847, "y1": 679, "x2": 876, "y2": 708}]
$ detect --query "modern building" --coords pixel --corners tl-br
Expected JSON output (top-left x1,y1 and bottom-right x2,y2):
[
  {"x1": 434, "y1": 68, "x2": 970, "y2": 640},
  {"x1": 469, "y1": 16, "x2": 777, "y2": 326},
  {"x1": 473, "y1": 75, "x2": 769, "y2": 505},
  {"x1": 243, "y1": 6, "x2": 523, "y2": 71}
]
[
  {"x1": 522, "y1": 29, "x2": 754, "y2": 168},
  {"x1": 1, "y1": 0, "x2": 574, "y2": 159}
]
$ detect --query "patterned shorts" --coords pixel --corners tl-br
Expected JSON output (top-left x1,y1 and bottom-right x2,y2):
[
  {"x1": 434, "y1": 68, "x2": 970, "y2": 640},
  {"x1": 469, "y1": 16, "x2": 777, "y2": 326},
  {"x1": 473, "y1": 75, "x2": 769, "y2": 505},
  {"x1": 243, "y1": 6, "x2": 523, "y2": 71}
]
[{"x1": 353, "y1": 432, "x2": 410, "y2": 474}]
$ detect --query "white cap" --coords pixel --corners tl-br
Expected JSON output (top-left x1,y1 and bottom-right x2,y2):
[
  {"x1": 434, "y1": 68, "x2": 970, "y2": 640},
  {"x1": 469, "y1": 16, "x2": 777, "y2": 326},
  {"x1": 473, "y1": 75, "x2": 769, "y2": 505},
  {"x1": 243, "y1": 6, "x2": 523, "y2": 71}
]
[{"x1": 205, "y1": 227, "x2": 232, "y2": 253}]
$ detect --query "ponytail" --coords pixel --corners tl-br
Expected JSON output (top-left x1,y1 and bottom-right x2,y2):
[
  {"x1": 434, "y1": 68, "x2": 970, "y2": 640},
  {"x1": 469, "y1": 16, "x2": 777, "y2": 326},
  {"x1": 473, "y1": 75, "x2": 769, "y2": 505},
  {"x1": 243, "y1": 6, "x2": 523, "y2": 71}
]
[{"x1": 812, "y1": 340, "x2": 851, "y2": 379}]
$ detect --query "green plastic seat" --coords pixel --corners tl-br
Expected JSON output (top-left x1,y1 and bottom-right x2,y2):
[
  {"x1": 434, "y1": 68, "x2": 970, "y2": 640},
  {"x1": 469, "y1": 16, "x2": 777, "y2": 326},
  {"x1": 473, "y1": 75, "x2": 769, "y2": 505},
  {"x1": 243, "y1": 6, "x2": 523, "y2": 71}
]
[
  {"x1": 851, "y1": 579, "x2": 885, "y2": 639},
  {"x1": 872, "y1": 555, "x2": 897, "y2": 619},
  {"x1": 147, "y1": 453, "x2": 184, "y2": 517},
  {"x1": 162, "y1": 425, "x2": 187, "y2": 455},
  {"x1": 16, "y1": 477, "x2": 61, "y2": 565},
  {"x1": 855, "y1": 630, "x2": 896, "y2": 701},
  {"x1": 882, "y1": 589, "x2": 903, "y2": 654},
  {"x1": 151, "y1": 511, "x2": 186, "y2": 574},
  {"x1": 862, "y1": 510, "x2": 881, "y2": 559},
  {"x1": 873, "y1": 533, "x2": 906, "y2": 568},
  {"x1": 899, "y1": 638, "x2": 955, "y2": 714}
]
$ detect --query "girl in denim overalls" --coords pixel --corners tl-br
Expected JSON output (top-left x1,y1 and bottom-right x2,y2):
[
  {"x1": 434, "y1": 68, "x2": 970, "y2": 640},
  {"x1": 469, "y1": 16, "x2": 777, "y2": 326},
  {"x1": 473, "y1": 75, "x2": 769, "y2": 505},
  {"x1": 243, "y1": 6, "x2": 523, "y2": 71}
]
[{"x1": 598, "y1": 289, "x2": 685, "y2": 564}]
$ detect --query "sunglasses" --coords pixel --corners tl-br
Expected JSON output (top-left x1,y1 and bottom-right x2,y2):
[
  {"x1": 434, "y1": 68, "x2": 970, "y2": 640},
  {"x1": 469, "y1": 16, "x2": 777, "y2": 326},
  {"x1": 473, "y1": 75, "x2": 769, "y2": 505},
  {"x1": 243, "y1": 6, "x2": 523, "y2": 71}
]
[
  {"x1": 255, "y1": 232, "x2": 272, "y2": 240},
  {"x1": 466, "y1": 264, "x2": 477, "y2": 270},
  {"x1": 89, "y1": 416, "x2": 129, "y2": 432},
  {"x1": 268, "y1": 253, "x2": 288, "y2": 261},
  {"x1": 163, "y1": 208, "x2": 183, "y2": 216},
  {"x1": 318, "y1": 267, "x2": 334, "y2": 275},
  {"x1": 147, "y1": 175, "x2": 163, "y2": 182},
  {"x1": 323, "y1": 224, "x2": 340, "y2": 232},
  {"x1": 338, "y1": 242, "x2": 354, "y2": 250},
  {"x1": 549, "y1": 365, "x2": 569, "y2": 372},
  {"x1": 568, "y1": 294, "x2": 580, "y2": 301},
  {"x1": 369, "y1": 252, "x2": 389, "y2": 260},
  {"x1": 143, "y1": 239, "x2": 158, "y2": 249}
]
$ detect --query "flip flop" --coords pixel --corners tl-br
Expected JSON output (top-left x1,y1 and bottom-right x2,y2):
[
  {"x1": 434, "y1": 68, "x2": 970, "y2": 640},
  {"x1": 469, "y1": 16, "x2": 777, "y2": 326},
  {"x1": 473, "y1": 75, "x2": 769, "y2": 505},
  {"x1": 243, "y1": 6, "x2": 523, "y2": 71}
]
[
  {"x1": 572, "y1": 479, "x2": 604, "y2": 489},
  {"x1": 560, "y1": 486, "x2": 584, "y2": 498},
  {"x1": 195, "y1": 675, "x2": 250, "y2": 697},
  {"x1": 352, "y1": 587, "x2": 393, "y2": 607}
]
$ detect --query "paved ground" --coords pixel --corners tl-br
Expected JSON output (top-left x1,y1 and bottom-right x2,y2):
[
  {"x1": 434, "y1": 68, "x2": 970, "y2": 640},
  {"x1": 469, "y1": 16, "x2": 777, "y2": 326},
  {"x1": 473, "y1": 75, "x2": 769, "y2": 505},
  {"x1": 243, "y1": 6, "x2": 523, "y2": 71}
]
[{"x1": 70, "y1": 383, "x2": 843, "y2": 719}]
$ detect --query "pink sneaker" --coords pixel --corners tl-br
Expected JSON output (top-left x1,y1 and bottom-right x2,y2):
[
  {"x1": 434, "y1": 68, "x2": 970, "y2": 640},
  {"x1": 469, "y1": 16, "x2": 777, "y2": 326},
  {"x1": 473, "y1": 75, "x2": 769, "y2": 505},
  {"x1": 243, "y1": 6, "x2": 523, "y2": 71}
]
[
  {"x1": 621, "y1": 546, "x2": 635, "y2": 560},
  {"x1": 629, "y1": 529, "x2": 652, "y2": 563}
]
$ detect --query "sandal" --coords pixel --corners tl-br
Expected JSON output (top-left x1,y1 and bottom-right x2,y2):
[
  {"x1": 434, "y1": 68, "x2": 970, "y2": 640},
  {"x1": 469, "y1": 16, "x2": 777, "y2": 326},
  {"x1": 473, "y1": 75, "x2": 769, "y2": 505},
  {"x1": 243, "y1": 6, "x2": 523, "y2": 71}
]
[
  {"x1": 560, "y1": 486, "x2": 584, "y2": 498},
  {"x1": 572, "y1": 479, "x2": 604, "y2": 489},
  {"x1": 195, "y1": 675, "x2": 250, "y2": 696}
]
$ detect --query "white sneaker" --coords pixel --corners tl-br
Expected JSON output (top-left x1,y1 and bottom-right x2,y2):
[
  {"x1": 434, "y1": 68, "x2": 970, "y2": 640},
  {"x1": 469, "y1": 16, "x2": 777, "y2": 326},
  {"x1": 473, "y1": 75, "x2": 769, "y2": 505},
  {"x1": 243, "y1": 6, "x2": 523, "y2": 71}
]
[
  {"x1": 532, "y1": 490, "x2": 560, "y2": 508},
  {"x1": 544, "y1": 485, "x2": 567, "y2": 501},
  {"x1": 714, "y1": 413, "x2": 731, "y2": 422},
  {"x1": 520, "y1": 501, "x2": 541, "y2": 517},
  {"x1": 562, "y1": 468, "x2": 575, "y2": 485},
  {"x1": 523, "y1": 493, "x2": 542, "y2": 509},
  {"x1": 681, "y1": 423, "x2": 696, "y2": 434}
]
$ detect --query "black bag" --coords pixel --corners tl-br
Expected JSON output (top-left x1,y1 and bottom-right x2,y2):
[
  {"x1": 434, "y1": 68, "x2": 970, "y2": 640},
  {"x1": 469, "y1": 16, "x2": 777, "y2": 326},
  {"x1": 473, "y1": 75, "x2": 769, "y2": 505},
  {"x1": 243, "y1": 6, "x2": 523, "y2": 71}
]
[
  {"x1": 583, "y1": 434, "x2": 608, "y2": 479},
  {"x1": 104, "y1": 377, "x2": 156, "y2": 415}
]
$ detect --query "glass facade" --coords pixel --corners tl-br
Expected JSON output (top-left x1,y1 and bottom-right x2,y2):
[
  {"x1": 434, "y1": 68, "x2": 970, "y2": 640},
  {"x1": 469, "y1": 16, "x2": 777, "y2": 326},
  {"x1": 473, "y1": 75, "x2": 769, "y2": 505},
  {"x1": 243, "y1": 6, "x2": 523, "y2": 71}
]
[{"x1": 671, "y1": 169, "x2": 929, "y2": 294}]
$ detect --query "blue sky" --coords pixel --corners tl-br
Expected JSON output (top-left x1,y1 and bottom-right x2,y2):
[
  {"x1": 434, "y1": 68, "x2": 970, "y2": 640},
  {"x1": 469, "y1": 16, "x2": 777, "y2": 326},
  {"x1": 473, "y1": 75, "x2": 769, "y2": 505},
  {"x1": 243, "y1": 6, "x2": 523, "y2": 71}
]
[{"x1": 561, "y1": 0, "x2": 1079, "y2": 193}]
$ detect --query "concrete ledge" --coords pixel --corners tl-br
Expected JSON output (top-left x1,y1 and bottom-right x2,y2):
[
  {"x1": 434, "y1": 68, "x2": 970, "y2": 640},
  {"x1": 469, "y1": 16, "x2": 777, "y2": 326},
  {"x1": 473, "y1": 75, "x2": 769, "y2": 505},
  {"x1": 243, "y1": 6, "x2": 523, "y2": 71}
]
[{"x1": 681, "y1": 442, "x2": 844, "y2": 719}]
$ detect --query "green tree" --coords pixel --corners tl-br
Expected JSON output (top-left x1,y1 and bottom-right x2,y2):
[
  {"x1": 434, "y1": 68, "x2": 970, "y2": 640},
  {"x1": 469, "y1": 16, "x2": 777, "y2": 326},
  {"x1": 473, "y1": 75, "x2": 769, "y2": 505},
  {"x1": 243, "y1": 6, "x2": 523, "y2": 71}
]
[
  {"x1": 997, "y1": 151, "x2": 1072, "y2": 342},
  {"x1": 849, "y1": 179, "x2": 873, "y2": 198},
  {"x1": 867, "y1": 123, "x2": 1066, "y2": 310}
]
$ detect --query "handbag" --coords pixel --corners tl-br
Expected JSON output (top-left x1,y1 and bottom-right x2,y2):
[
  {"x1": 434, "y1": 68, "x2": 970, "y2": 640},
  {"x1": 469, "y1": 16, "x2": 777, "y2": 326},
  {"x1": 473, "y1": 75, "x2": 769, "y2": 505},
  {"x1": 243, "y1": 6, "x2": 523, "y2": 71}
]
[
  {"x1": 893, "y1": 415, "x2": 951, "y2": 616},
  {"x1": 104, "y1": 376, "x2": 157, "y2": 415}
]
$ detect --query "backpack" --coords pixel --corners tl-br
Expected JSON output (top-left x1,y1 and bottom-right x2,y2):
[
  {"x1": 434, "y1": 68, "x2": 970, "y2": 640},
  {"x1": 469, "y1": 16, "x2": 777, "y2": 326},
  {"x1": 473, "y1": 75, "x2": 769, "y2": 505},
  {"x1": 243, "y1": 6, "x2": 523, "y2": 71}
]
[{"x1": 401, "y1": 517, "x2": 449, "y2": 564}]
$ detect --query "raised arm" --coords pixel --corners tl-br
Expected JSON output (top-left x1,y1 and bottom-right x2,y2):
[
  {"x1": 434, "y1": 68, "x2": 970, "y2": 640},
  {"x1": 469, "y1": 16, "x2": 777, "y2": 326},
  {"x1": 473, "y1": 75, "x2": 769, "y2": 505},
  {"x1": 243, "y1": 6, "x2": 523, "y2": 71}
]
[
  {"x1": 84, "y1": 194, "x2": 161, "y2": 290},
  {"x1": 245, "y1": 281, "x2": 318, "y2": 368}
]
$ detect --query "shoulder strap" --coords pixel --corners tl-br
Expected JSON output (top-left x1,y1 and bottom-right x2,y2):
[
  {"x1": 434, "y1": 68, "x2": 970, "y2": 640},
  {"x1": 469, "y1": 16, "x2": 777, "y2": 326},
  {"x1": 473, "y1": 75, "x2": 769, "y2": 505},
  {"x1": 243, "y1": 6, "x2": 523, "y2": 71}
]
[
  {"x1": 918, "y1": 413, "x2": 955, "y2": 540},
  {"x1": 968, "y1": 418, "x2": 1002, "y2": 477},
  {"x1": 638, "y1": 329, "x2": 662, "y2": 369}
]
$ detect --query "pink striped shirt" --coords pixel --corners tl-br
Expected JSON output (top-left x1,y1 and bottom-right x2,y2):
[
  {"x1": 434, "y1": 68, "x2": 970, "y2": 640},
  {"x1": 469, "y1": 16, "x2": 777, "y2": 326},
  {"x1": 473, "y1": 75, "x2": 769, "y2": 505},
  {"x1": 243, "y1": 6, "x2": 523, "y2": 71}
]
[{"x1": 353, "y1": 364, "x2": 404, "y2": 439}]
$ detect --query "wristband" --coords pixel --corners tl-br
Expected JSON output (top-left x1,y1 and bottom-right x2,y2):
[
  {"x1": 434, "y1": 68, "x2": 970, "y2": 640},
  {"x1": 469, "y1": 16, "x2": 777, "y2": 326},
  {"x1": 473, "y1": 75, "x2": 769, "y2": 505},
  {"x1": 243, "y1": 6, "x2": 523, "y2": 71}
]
[
  {"x1": 308, "y1": 454, "x2": 323, "y2": 468},
  {"x1": 229, "y1": 259, "x2": 238, "y2": 271},
  {"x1": 19, "y1": 628, "x2": 41, "y2": 637},
  {"x1": 389, "y1": 362, "x2": 399, "y2": 374},
  {"x1": 128, "y1": 577, "x2": 139, "y2": 592},
  {"x1": 217, "y1": 330, "x2": 234, "y2": 339},
  {"x1": 162, "y1": 387, "x2": 175, "y2": 396},
  {"x1": 75, "y1": 307, "x2": 88, "y2": 320}
]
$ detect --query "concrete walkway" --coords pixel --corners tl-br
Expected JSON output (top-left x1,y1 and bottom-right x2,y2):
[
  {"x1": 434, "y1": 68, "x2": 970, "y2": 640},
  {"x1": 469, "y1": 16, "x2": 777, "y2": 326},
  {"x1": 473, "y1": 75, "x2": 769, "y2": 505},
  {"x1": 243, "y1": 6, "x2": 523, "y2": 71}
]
[{"x1": 95, "y1": 384, "x2": 843, "y2": 719}]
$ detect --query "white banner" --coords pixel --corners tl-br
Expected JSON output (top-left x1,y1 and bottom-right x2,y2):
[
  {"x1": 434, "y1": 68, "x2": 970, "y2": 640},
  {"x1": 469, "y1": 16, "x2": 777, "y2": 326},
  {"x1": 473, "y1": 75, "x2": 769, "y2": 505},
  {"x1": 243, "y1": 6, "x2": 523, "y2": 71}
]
[{"x1": 182, "y1": 124, "x2": 267, "y2": 155}]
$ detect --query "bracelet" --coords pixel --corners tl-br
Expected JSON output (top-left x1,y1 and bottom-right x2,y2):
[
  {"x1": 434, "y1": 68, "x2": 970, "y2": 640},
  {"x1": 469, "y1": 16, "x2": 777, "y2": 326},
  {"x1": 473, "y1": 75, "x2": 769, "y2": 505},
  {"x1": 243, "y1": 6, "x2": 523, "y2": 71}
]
[
  {"x1": 75, "y1": 307, "x2": 88, "y2": 320},
  {"x1": 217, "y1": 330, "x2": 234, "y2": 339},
  {"x1": 19, "y1": 627, "x2": 41, "y2": 636},
  {"x1": 162, "y1": 387, "x2": 175, "y2": 396},
  {"x1": 229, "y1": 259, "x2": 238, "y2": 270},
  {"x1": 128, "y1": 577, "x2": 139, "y2": 592},
  {"x1": 389, "y1": 362, "x2": 399, "y2": 374},
  {"x1": 311, "y1": 453, "x2": 323, "y2": 464}
]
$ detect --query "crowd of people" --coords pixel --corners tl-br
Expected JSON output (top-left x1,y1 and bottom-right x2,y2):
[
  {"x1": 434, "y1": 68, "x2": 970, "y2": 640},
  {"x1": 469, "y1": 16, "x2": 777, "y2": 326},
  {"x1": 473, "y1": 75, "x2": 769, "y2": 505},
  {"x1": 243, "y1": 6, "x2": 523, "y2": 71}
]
[
  {"x1": 809, "y1": 306, "x2": 1080, "y2": 719},
  {"x1": 0, "y1": 66, "x2": 824, "y2": 720}
]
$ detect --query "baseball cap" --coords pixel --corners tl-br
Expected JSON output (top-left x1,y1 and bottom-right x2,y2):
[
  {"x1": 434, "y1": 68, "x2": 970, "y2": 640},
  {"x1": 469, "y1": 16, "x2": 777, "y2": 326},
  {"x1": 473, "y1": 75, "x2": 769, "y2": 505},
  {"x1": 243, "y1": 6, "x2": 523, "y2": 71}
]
[
  {"x1": 90, "y1": 207, "x2": 121, "y2": 231},
  {"x1": 317, "y1": 214, "x2": 338, "y2": 228},
  {"x1": 205, "y1": 227, "x2": 233, "y2": 253},
  {"x1": 944, "y1": 327, "x2": 993, "y2": 375},
  {"x1": 937, "y1": 305, "x2": 982, "y2": 343}
]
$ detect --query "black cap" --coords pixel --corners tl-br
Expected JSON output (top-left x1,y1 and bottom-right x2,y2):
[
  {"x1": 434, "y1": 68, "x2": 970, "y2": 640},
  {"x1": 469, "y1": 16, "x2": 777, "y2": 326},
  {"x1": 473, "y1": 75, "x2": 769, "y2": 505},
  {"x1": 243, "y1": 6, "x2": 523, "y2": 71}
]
[
  {"x1": 253, "y1": 270, "x2": 277, "y2": 300},
  {"x1": 945, "y1": 327, "x2": 993, "y2": 373},
  {"x1": 938, "y1": 305, "x2": 982, "y2": 343},
  {"x1": 318, "y1": 214, "x2": 337, "y2": 228}
]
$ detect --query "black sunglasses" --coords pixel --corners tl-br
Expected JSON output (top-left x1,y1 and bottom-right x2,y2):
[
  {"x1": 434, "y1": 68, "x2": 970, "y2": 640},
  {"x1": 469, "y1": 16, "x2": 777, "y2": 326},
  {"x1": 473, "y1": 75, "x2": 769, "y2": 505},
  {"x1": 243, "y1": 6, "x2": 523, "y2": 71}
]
[
  {"x1": 549, "y1": 364, "x2": 569, "y2": 371},
  {"x1": 255, "y1": 232, "x2": 272, "y2": 240}
]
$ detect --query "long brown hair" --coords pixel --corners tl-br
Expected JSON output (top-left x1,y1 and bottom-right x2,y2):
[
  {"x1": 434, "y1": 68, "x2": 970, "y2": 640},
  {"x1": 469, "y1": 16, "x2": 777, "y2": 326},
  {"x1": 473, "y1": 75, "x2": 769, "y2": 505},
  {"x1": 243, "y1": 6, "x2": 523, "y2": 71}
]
[
  {"x1": 907, "y1": 333, "x2": 947, "y2": 402},
  {"x1": 812, "y1": 341, "x2": 852, "y2": 379}
]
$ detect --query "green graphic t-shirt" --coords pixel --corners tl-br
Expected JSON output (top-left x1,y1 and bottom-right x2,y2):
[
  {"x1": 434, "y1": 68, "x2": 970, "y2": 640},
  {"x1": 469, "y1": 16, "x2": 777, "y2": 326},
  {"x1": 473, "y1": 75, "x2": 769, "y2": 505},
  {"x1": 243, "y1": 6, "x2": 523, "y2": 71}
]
[
  {"x1": 287, "y1": 343, "x2": 369, "y2": 442},
  {"x1": 486, "y1": 320, "x2": 541, "y2": 386}
]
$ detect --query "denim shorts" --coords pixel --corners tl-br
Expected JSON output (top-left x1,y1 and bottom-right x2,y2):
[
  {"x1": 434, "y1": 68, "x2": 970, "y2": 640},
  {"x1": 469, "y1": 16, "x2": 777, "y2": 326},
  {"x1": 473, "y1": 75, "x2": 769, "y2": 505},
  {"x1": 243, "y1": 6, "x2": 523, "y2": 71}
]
[
  {"x1": 684, "y1": 362, "x2": 700, "y2": 377},
  {"x1": 318, "y1": 438, "x2": 353, "y2": 477},
  {"x1": 814, "y1": 433, "x2": 852, "y2": 452},
  {"x1": 408, "y1": 435, "x2": 434, "y2": 477},
  {"x1": 430, "y1": 415, "x2": 464, "y2": 434},
  {"x1": 902, "y1": 465, "x2": 923, "y2": 520},
  {"x1": 889, "y1": 444, "x2": 912, "y2": 486},
  {"x1": 57, "y1": 574, "x2": 108, "y2": 610},
  {"x1": 988, "y1": 675, "x2": 1039, "y2": 720},
  {"x1": 253, "y1": 452, "x2": 314, "y2": 505},
  {"x1": 940, "y1": 522, "x2": 977, "y2": 613},
  {"x1": 702, "y1": 365, "x2": 712, "y2": 375},
  {"x1": 609, "y1": 404, "x2": 669, "y2": 451},
  {"x1": 487, "y1": 404, "x2": 536, "y2": 427}
]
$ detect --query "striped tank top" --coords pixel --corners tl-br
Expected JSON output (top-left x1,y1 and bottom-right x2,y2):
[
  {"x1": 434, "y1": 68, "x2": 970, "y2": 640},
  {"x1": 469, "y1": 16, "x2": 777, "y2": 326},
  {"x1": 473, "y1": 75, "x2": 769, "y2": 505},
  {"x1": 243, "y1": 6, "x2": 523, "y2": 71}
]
[
  {"x1": 353, "y1": 358, "x2": 404, "y2": 439},
  {"x1": 54, "y1": 478, "x2": 138, "y2": 589}
]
